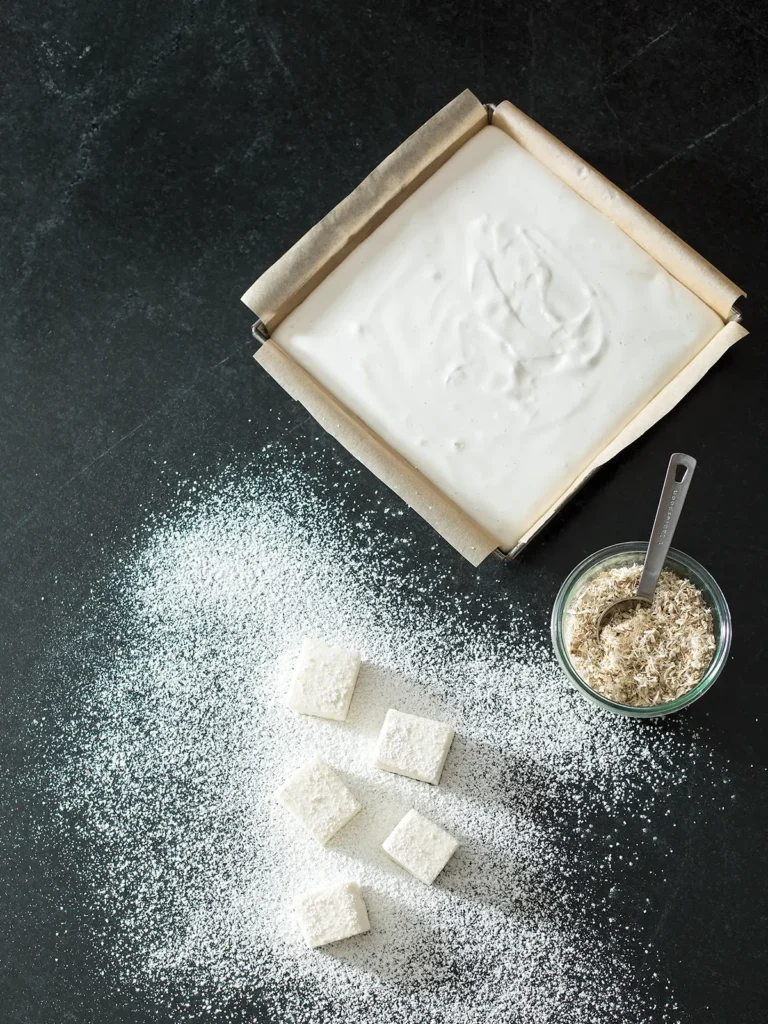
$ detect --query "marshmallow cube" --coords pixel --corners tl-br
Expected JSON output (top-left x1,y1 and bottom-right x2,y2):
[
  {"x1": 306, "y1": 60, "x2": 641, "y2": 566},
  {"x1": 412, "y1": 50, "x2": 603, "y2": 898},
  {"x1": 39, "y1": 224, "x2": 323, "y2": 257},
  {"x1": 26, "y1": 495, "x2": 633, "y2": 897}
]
[
  {"x1": 382, "y1": 808, "x2": 458, "y2": 884},
  {"x1": 287, "y1": 638, "x2": 361, "y2": 721},
  {"x1": 374, "y1": 708, "x2": 455, "y2": 785},
  {"x1": 293, "y1": 880, "x2": 370, "y2": 948},
  {"x1": 275, "y1": 757, "x2": 361, "y2": 844}
]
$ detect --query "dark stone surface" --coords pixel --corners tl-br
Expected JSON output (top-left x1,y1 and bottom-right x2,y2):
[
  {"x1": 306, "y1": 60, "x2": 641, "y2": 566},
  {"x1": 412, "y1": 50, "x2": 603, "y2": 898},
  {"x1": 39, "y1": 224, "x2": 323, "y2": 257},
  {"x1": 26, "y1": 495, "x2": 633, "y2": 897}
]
[{"x1": 1, "y1": 1, "x2": 766, "y2": 1021}]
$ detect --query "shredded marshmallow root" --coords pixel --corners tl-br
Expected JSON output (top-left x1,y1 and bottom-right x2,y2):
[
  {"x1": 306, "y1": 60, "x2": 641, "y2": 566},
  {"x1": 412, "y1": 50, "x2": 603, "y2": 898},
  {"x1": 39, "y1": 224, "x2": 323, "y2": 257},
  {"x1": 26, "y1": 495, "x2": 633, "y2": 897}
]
[{"x1": 567, "y1": 565, "x2": 716, "y2": 706}]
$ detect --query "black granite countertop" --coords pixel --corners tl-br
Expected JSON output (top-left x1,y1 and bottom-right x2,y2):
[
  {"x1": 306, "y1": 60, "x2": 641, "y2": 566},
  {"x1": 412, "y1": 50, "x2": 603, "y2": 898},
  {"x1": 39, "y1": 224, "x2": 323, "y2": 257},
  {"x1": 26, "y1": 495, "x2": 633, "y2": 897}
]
[{"x1": 2, "y1": 2, "x2": 766, "y2": 1022}]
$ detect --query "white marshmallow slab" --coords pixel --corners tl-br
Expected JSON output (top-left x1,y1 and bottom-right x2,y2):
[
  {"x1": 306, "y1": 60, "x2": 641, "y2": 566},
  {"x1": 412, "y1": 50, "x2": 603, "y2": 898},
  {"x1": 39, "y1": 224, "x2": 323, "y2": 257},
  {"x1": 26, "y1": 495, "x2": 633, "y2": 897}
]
[
  {"x1": 275, "y1": 757, "x2": 361, "y2": 844},
  {"x1": 287, "y1": 637, "x2": 361, "y2": 721},
  {"x1": 382, "y1": 808, "x2": 458, "y2": 884},
  {"x1": 293, "y1": 880, "x2": 371, "y2": 948},
  {"x1": 374, "y1": 708, "x2": 455, "y2": 785},
  {"x1": 271, "y1": 126, "x2": 724, "y2": 552}
]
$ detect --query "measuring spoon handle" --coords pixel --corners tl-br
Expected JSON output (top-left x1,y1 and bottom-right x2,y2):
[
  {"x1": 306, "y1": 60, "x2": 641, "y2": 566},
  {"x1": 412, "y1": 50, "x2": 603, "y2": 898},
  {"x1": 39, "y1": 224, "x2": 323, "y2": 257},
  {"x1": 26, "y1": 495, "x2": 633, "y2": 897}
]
[{"x1": 636, "y1": 453, "x2": 697, "y2": 602}]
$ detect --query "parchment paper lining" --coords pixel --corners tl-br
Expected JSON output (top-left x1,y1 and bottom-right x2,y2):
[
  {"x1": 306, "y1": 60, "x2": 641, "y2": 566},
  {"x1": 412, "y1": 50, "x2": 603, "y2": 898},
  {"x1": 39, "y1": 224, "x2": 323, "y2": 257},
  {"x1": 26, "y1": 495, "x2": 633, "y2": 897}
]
[
  {"x1": 244, "y1": 90, "x2": 748, "y2": 566},
  {"x1": 506, "y1": 319, "x2": 747, "y2": 559},
  {"x1": 242, "y1": 91, "x2": 487, "y2": 330},
  {"x1": 491, "y1": 101, "x2": 744, "y2": 321}
]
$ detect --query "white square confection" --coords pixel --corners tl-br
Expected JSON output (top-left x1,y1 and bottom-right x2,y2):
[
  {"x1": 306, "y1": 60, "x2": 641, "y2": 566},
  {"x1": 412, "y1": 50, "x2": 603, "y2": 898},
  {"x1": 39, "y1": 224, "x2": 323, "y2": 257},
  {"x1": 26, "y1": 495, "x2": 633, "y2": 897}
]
[
  {"x1": 293, "y1": 880, "x2": 370, "y2": 948},
  {"x1": 382, "y1": 808, "x2": 458, "y2": 884},
  {"x1": 275, "y1": 757, "x2": 361, "y2": 844},
  {"x1": 287, "y1": 638, "x2": 361, "y2": 721},
  {"x1": 374, "y1": 708, "x2": 454, "y2": 785}
]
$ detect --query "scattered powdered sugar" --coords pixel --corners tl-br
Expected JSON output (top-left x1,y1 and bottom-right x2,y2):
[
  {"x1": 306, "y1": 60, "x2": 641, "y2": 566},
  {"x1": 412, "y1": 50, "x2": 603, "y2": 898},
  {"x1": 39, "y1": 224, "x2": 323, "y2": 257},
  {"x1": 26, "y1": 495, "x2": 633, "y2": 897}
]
[{"x1": 47, "y1": 453, "x2": 711, "y2": 1023}]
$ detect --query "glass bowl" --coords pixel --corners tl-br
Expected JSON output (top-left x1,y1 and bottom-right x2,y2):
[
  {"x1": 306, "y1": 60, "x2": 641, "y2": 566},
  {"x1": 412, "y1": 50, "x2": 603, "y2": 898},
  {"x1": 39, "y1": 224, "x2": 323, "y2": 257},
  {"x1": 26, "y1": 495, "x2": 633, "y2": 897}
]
[{"x1": 551, "y1": 542, "x2": 732, "y2": 718}]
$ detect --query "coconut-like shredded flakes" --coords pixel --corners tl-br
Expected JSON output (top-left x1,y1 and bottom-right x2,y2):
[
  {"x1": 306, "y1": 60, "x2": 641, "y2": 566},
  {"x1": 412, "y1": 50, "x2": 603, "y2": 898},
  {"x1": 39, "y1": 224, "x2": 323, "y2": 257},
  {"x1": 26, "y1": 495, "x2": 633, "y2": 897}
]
[{"x1": 567, "y1": 565, "x2": 716, "y2": 707}]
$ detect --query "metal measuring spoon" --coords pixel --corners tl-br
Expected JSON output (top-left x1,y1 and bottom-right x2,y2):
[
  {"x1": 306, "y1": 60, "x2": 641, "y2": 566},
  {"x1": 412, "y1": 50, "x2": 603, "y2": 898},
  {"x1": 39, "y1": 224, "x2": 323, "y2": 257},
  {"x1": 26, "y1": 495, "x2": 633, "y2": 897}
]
[{"x1": 595, "y1": 453, "x2": 697, "y2": 639}]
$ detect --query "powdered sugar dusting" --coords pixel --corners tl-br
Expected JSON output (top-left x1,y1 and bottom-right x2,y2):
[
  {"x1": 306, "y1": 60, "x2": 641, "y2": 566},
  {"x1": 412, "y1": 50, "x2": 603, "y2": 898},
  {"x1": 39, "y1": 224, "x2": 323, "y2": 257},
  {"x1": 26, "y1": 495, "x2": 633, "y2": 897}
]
[{"x1": 46, "y1": 452, "x2": 707, "y2": 1022}]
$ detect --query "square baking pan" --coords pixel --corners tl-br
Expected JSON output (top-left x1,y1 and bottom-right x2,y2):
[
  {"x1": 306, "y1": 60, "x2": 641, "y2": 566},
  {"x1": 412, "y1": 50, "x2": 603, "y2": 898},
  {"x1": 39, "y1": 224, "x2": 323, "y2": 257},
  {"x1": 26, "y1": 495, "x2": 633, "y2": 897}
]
[{"x1": 242, "y1": 90, "x2": 746, "y2": 566}]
